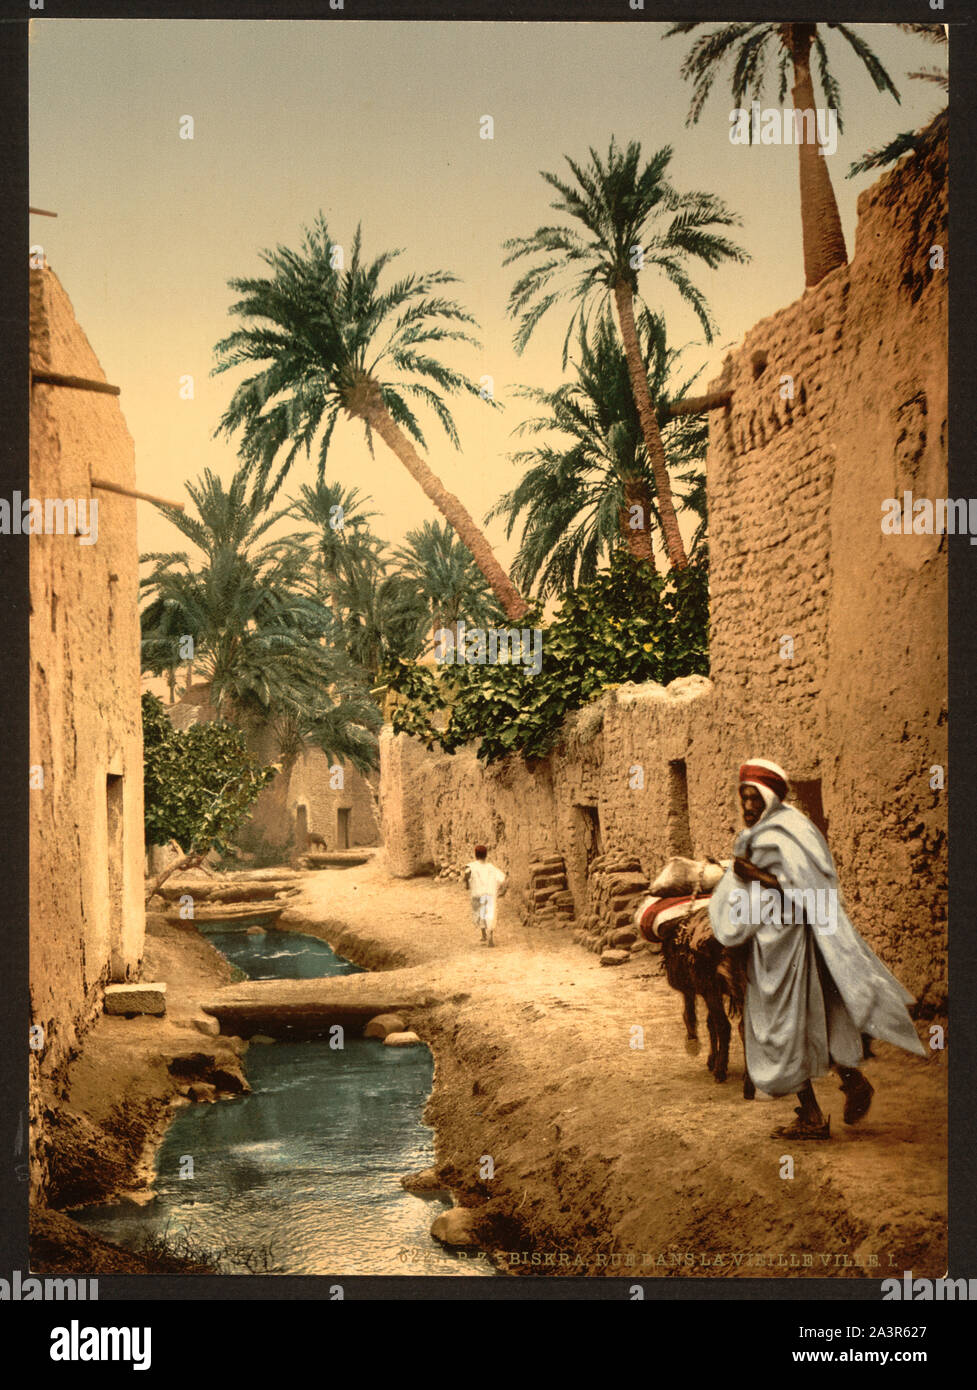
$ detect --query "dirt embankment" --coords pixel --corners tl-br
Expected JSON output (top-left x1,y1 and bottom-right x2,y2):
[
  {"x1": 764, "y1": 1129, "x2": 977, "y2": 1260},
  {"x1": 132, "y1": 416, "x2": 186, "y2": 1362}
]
[
  {"x1": 282, "y1": 859, "x2": 947, "y2": 1280},
  {"x1": 31, "y1": 915, "x2": 251, "y2": 1274}
]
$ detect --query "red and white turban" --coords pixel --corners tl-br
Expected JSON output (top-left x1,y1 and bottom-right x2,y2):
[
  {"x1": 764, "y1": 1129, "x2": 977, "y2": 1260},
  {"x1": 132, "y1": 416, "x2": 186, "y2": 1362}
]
[{"x1": 739, "y1": 758, "x2": 788, "y2": 810}]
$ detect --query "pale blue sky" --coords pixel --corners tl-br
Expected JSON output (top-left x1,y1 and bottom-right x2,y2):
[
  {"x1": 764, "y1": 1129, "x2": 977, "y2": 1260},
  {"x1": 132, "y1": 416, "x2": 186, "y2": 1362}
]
[{"x1": 29, "y1": 19, "x2": 946, "y2": 567}]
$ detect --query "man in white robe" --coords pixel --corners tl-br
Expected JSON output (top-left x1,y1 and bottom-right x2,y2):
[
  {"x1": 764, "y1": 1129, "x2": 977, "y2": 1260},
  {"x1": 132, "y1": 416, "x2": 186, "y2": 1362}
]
[{"x1": 709, "y1": 759, "x2": 925, "y2": 1139}]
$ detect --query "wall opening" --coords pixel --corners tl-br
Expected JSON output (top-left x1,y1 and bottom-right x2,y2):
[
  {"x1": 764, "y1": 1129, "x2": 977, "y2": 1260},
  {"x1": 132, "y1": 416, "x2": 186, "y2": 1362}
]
[
  {"x1": 106, "y1": 774, "x2": 126, "y2": 982},
  {"x1": 573, "y1": 803, "x2": 604, "y2": 870},
  {"x1": 295, "y1": 803, "x2": 308, "y2": 852},
  {"x1": 337, "y1": 807, "x2": 351, "y2": 849},
  {"x1": 791, "y1": 779, "x2": 828, "y2": 838},
  {"x1": 667, "y1": 759, "x2": 694, "y2": 857}
]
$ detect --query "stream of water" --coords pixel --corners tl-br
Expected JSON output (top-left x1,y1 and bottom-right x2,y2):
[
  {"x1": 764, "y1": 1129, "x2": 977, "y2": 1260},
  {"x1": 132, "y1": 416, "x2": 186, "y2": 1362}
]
[{"x1": 72, "y1": 924, "x2": 495, "y2": 1277}]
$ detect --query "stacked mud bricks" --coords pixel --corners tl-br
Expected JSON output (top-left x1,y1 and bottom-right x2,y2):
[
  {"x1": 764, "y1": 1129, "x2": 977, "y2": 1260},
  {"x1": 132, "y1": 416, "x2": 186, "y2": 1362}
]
[
  {"x1": 523, "y1": 850, "x2": 576, "y2": 929},
  {"x1": 573, "y1": 856, "x2": 656, "y2": 957}
]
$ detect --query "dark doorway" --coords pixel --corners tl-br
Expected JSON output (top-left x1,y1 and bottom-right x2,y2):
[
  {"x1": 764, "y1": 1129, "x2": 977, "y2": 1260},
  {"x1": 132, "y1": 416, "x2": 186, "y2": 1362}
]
[
  {"x1": 106, "y1": 774, "x2": 126, "y2": 981},
  {"x1": 791, "y1": 779, "x2": 828, "y2": 837},
  {"x1": 574, "y1": 803, "x2": 604, "y2": 870},
  {"x1": 337, "y1": 808, "x2": 351, "y2": 849},
  {"x1": 667, "y1": 759, "x2": 693, "y2": 857},
  {"x1": 295, "y1": 804, "x2": 309, "y2": 852}
]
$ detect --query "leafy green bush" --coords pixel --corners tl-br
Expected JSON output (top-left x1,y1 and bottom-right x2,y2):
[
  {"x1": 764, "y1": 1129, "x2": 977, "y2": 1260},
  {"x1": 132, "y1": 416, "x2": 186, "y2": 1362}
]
[
  {"x1": 142, "y1": 693, "x2": 276, "y2": 854},
  {"x1": 382, "y1": 553, "x2": 708, "y2": 763}
]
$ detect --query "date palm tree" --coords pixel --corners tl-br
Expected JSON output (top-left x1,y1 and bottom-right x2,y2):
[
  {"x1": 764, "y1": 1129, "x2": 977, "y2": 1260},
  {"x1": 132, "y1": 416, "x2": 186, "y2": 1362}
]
[
  {"x1": 503, "y1": 139, "x2": 746, "y2": 572},
  {"x1": 213, "y1": 217, "x2": 528, "y2": 620},
  {"x1": 393, "y1": 520, "x2": 504, "y2": 646},
  {"x1": 848, "y1": 25, "x2": 946, "y2": 177},
  {"x1": 664, "y1": 22, "x2": 901, "y2": 287},
  {"x1": 489, "y1": 312, "x2": 707, "y2": 597},
  {"x1": 141, "y1": 468, "x2": 380, "y2": 773}
]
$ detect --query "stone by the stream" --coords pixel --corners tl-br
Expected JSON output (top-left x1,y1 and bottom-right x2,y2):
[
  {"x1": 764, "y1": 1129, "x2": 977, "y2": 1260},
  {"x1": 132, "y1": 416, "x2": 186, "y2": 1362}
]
[
  {"x1": 600, "y1": 949, "x2": 631, "y2": 966},
  {"x1": 400, "y1": 1166, "x2": 445, "y2": 1193},
  {"x1": 104, "y1": 983, "x2": 167, "y2": 1016},
  {"x1": 364, "y1": 1013, "x2": 407, "y2": 1039},
  {"x1": 383, "y1": 1031, "x2": 422, "y2": 1047},
  {"x1": 250, "y1": 1034, "x2": 277, "y2": 1045},
  {"x1": 246, "y1": 926, "x2": 265, "y2": 936},
  {"x1": 430, "y1": 1206, "x2": 482, "y2": 1248},
  {"x1": 193, "y1": 1014, "x2": 221, "y2": 1036}
]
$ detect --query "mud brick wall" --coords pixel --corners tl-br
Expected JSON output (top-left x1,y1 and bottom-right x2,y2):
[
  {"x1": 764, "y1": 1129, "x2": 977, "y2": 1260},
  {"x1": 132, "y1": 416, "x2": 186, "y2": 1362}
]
[
  {"x1": 247, "y1": 743, "x2": 380, "y2": 854},
  {"x1": 380, "y1": 137, "x2": 947, "y2": 1010},
  {"x1": 29, "y1": 269, "x2": 148, "y2": 1199}
]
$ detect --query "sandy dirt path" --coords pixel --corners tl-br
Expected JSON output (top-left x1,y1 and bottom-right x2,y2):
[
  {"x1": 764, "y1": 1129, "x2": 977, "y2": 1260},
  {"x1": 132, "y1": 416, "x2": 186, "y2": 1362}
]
[{"x1": 275, "y1": 855, "x2": 947, "y2": 1280}]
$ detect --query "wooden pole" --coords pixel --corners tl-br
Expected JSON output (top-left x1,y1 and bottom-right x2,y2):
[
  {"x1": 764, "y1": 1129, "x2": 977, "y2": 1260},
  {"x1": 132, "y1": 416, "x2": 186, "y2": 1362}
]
[
  {"x1": 29, "y1": 207, "x2": 58, "y2": 218},
  {"x1": 92, "y1": 478, "x2": 185, "y2": 511},
  {"x1": 666, "y1": 390, "x2": 733, "y2": 419},
  {"x1": 31, "y1": 370, "x2": 120, "y2": 397}
]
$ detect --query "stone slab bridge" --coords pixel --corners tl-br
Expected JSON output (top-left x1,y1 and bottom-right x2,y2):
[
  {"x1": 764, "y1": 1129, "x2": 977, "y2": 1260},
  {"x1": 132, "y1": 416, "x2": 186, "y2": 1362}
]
[{"x1": 201, "y1": 965, "x2": 444, "y2": 1037}]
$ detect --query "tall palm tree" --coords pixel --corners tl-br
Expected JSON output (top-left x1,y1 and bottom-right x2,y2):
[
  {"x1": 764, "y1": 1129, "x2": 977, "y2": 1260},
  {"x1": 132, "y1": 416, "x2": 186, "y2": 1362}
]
[
  {"x1": 393, "y1": 520, "x2": 504, "y2": 645},
  {"x1": 503, "y1": 139, "x2": 747, "y2": 571},
  {"x1": 664, "y1": 22, "x2": 901, "y2": 287},
  {"x1": 489, "y1": 312, "x2": 706, "y2": 596},
  {"x1": 213, "y1": 217, "x2": 529, "y2": 620}
]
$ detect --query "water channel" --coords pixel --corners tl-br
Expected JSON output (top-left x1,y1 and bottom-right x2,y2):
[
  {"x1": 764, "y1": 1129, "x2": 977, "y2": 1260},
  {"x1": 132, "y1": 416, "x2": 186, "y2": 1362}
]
[{"x1": 72, "y1": 924, "x2": 495, "y2": 1277}]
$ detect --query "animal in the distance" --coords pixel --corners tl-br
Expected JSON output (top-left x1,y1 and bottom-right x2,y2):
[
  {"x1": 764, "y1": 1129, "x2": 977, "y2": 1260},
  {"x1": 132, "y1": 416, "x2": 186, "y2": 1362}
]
[
  {"x1": 306, "y1": 832, "x2": 328, "y2": 850},
  {"x1": 636, "y1": 857, "x2": 755, "y2": 1099}
]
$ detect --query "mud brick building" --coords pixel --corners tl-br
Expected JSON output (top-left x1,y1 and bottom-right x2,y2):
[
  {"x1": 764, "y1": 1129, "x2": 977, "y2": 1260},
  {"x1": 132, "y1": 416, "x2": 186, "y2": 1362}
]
[
  {"x1": 168, "y1": 685, "x2": 380, "y2": 857},
  {"x1": 29, "y1": 269, "x2": 147, "y2": 1198},
  {"x1": 381, "y1": 134, "x2": 948, "y2": 1009}
]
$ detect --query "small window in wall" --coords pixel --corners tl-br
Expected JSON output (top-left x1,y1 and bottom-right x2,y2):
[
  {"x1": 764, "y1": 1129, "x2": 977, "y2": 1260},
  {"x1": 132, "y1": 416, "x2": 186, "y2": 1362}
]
[
  {"x1": 791, "y1": 779, "x2": 828, "y2": 837},
  {"x1": 337, "y1": 807, "x2": 351, "y2": 850},
  {"x1": 573, "y1": 803, "x2": 604, "y2": 869},
  {"x1": 667, "y1": 759, "x2": 693, "y2": 857},
  {"x1": 106, "y1": 774, "x2": 126, "y2": 982}
]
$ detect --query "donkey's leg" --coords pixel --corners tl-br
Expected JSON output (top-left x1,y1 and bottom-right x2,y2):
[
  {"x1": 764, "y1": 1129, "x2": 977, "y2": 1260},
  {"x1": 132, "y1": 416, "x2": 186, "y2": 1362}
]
[
  {"x1": 682, "y1": 990, "x2": 701, "y2": 1055},
  {"x1": 706, "y1": 988, "x2": 731, "y2": 1083}
]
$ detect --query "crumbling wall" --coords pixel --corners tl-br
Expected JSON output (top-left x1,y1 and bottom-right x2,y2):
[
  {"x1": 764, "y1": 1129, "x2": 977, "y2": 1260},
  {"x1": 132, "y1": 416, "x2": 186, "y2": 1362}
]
[
  {"x1": 380, "y1": 136, "x2": 947, "y2": 1010},
  {"x1": 30, "y1": 269, "x2": 147, "y2": 1199}
]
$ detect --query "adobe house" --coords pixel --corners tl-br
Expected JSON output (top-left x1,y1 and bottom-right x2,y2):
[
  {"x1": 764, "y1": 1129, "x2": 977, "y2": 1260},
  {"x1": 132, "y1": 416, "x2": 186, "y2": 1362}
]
[{"x1": 29, "y1": 267, "x2": 147, "y2": 1198}]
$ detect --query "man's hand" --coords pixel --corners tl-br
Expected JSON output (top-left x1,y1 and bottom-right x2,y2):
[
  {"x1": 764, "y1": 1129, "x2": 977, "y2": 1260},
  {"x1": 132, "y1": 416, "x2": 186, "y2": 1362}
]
[{"x1": 733, "y1": 856, "x2": 779, "y2": 891}]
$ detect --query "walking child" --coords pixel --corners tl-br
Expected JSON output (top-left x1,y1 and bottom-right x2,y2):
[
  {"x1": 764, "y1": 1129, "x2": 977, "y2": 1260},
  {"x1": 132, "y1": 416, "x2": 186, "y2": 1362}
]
[{"x1": 464, "y1": 844, "x2": 506, "y2": 946}]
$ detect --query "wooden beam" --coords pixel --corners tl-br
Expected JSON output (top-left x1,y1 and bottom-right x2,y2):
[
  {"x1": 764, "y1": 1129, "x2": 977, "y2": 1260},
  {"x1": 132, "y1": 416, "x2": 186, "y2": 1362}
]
[
  {"x1": 92, "y1": 478, "x2": 185, "y2": 511},
  {"x1": 31, "y1": 370, "x2": 120, "y2": 397},
  {"x1": 666, "y1": 390, "x2": 733, "y2": 418}
]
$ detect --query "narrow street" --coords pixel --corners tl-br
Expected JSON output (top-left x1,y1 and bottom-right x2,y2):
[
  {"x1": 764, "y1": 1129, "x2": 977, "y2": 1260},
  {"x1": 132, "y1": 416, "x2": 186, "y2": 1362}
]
[{"x1": 273, "y1": 857, "x2": 948, "y2": 1279}]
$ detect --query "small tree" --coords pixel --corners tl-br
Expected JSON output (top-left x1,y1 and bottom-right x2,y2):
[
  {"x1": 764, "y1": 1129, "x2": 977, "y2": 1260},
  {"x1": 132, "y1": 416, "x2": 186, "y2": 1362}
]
[{"x1": 142, "y1": 693, "x2": 276, "y2": 899}]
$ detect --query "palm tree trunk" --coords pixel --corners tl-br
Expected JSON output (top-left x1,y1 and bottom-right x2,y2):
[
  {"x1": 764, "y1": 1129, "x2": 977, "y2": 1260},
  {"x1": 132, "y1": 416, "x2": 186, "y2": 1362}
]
[
  {"x1": 789, "y1": 23, "x2": 848, "y2": 287},
  {"x1": 620, "y1": 476, "x2": 657, "y2": 566},
  {"x1": 365, "y1": 404, "x2": 530, "y2": 621},
  {"x1": 612, "y1": 282, "x2": 688, "y2": 571}
]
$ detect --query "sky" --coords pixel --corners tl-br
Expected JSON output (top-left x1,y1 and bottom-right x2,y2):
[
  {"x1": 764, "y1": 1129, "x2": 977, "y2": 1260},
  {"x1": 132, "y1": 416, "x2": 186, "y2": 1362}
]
[{"x1": 29, "y1": 19, "x2": 946, "y2": 573}]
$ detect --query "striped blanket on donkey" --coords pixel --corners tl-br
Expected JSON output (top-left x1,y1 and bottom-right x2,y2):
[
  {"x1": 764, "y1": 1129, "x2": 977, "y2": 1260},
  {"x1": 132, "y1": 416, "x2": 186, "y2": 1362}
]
[{"x1": 635, "y1": 856, "x2": 755, "y2": 1099}]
